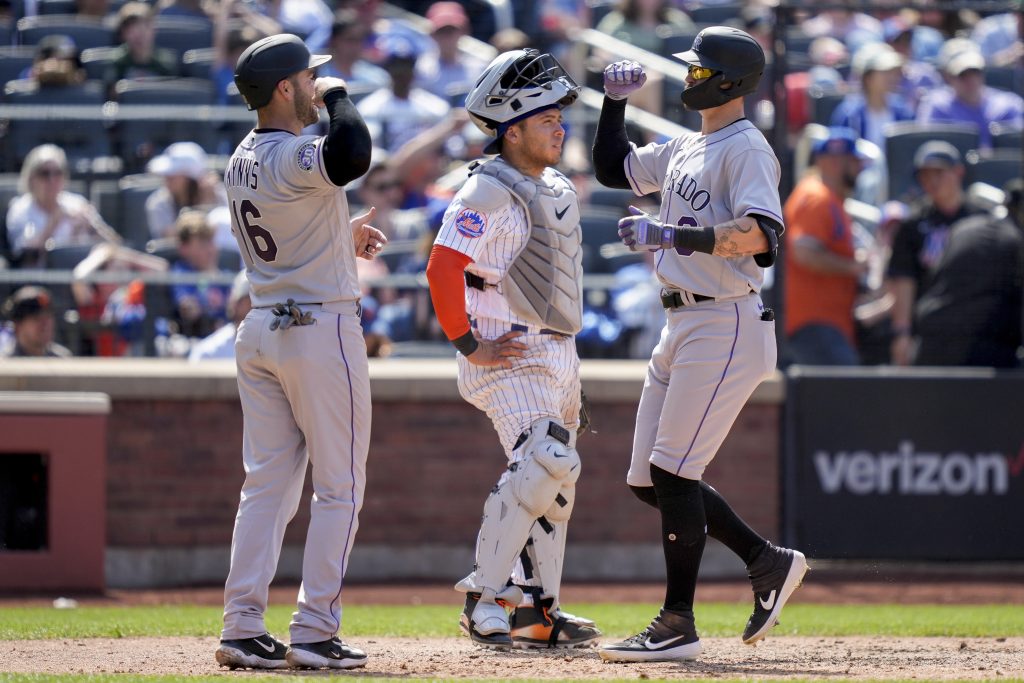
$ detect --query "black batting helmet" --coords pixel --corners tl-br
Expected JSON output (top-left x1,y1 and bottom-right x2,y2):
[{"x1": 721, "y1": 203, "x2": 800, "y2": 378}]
[
  {"x1": 674, "y1": 26, "x2": 764, "y2": 111},
  {"x1": 234, "y1": 34, "x2": 331, "y2": 110}
]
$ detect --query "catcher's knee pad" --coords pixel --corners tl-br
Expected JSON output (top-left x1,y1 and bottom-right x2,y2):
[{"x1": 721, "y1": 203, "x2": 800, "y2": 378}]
[
  {"x1": 543, "y1": 481, "x2": 575, "y2": 523},
  {"x1": 510, "y1": 419, "x2": 581, "y2": 517}
]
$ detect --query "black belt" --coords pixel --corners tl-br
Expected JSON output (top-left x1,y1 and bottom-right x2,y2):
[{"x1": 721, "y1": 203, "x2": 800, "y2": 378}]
[
  {"x1": 465, "y1": 271, "x2": 488, "y2": 290},
  {"x1": 660, "y1": 290, "x2": 714, "y2": 309},
  {"x1": 470, "y1": 319, "x2": 567, "y2": 337}
]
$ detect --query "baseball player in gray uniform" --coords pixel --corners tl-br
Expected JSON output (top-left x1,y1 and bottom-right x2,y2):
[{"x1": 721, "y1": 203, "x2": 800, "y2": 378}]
[
  {"x1": 215, "y1": 34, "x2": 386, "y2": 671},
  {"x1": 592, "y1": 27, "x2": 807, "y2": 662},
  {"x1": 425, "y1": 49, "x2": 601, "y2": 651}
]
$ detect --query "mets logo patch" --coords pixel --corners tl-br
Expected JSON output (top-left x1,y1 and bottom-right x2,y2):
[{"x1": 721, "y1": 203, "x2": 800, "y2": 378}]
[
  {"x1": 296, "y1": 142, "x2": 317, "y2": 172},
  {"x1": 455, "y1": 208, "x2": 487, "y2": 238}
]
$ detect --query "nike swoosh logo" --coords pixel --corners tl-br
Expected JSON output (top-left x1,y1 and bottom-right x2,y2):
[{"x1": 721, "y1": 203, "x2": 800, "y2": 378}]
[
  {"x1": 253, "y1": 639, "x2": 275, "y2": 653},
  {"x1": 555, "y1": 205, "x2": 570, "y2": 220},
  {"x1": 759, "y1": 590, "x2": 777, "y2": 611},
  {"x1": 645, "y1": 633, "x2": 688, "y2": 650}
]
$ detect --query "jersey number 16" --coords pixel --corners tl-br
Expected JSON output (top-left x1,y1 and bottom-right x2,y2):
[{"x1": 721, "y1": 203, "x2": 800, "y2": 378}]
[{"x1": 233, "y1": 199, "x2": 278, "y2": 263}]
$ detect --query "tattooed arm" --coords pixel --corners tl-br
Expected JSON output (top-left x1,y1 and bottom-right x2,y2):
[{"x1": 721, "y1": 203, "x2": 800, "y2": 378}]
[{"x1": 710, "y1": 216, "x2": 768, "y2": 258}]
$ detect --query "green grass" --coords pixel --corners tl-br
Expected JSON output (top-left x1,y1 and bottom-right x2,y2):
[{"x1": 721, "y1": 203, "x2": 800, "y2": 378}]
[
  {"x1": 1, "y1": 603, "x2": 1022, "y2": 641},
  {"x1": 1, "y1": 677, "x2": 995, "y2": 683}
]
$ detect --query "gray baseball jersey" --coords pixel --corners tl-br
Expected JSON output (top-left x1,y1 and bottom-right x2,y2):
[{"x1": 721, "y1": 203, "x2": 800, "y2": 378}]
[
  {"x1": 623, "y1": 119, "x2": 781, "y2": 484},
  {"x1": 222, "y1": 129, "x2": 369, "y2": 646},
  {"x1": 624, "y1": 118, "x2": 783, "y2": 298},
  {"x1": 225, "y1": 130, "x2": 361, "y2": 307}
]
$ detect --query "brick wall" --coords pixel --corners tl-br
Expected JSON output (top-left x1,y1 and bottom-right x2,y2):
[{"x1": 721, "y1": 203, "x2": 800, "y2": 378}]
[{"x1": 106, "y1": 398, "x2": 780, "y2": 551}]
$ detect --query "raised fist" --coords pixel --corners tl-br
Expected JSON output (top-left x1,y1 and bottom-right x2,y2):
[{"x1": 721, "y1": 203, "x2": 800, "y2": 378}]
[{"x1": 603, "y1": 61, "x2": 647, "y2": 101}]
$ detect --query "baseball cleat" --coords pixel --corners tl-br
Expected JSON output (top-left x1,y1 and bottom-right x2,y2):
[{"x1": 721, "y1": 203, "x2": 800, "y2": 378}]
[
  {"x1": 742, "y1": 543, "x2": 809, "y2": 645},
  {"x1": 598, "y1": 608, "x2": 701, "y2": 662},
  {"x1": 459, "y1": 591, "x2": 517, "y2": 650},
  {"x1": 215, "y1": 633, "x2": 290, "y2": 669},
  {"x1": 510, "y1": 597, "x2": 601, "y2": 649},
  {"x1": 286, "y1": 636, "x2": 367, "y2": 669}
]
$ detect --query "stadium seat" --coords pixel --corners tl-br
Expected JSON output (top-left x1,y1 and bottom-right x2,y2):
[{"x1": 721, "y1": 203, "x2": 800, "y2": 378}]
[
  {"x1": 80, "y1": 46, "x2": 120, "y2": 82},
  {"x1": 964, "y1": 149, "x2": 1023, "y2": 189},
  {"x1": 112, "y1": 79, "x2": 220, "y2": 168},
  {"x1": 180, "y1": 47, "x2": 215, "y2": 80},
  {"x1": 883, "y1": 122, "x2": 980, "y2": 201},
  {"x1": 3, "y1": 78, "x2": 105, "y2": 104},
  {"x1": 689, "y1": 4, "x2": 741, "y2": 24},
  {"x1": 119, "y1": 174, "x2": 163, "y2": 248},
  {"x1": 580, "y1": 207, "x2": 624, "y2": 274},
  {"x1": 153, "y1": 16, "x2": 213, "y2": 63},
  {"x1": 36, "y1": 0, "x2": 76, "y2": 14},
  {"x1": 991, "y1": 124, "x2": 1022, "y2": 151},
  {"x1": 113, "y1": 77, "x2": 214, "y2": 104},
  {"x1": 0, "y1": 46, "x2": 36, "y2": 89},
  {"x1": 16, "y1": 15, "x2": 114, "y2": 51},
  {"x1": 985, "y1": 66, "x2": 1020, "y2": 94},
  {"x1": 1, "y1": 103, "x2": 111, "y2": 171},
  {"x1": 808, "y1": 88, "x2": 844, "y2": 125}
]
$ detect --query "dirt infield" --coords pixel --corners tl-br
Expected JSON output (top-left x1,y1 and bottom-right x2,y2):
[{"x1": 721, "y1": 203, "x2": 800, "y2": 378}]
[{"x1": 5, "y1": 635, "x2": 1024, "y2": 679}]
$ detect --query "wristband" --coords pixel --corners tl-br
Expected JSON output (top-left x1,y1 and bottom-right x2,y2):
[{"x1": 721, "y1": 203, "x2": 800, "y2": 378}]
[{"x1": 452, "y1": 330, "x2": 479, "y2": 356}]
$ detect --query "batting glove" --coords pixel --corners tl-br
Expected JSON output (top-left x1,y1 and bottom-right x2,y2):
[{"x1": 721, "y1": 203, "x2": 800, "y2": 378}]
[
  {"x1": 618, "y1": 206, "x2": 673, "y2": 251},
  {"x1": 603, "y1": 61, "x2": 647, "y2": 100}
]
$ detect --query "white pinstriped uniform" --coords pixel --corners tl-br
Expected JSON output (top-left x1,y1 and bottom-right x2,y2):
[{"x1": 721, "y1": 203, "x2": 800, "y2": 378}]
[
  {"x1": 221, "y1": 129, "x2": 369, "y2": 646},
  {"x1": 622, "y1": 119, "x2": 783, "y2": 483},
  {"x1": 435, "y1": 193, "x2": 581, "y2": 456}
]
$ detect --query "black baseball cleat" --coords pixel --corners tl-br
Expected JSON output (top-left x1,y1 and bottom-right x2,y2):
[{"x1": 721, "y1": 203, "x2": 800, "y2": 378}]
[
  {"x1": 215, "y1": 633, "x2": 289, "y2": 669},
  {"x1": 598, "y1": 608, "x2": 701, "y2": 662},
  {"x1": 510, "y1": 597, "x2": 601, "y2": 649},
  {"x1": 286, "y1": 636, "x2": 367, "y2": 669},
  {"x1": 742, "y1": 542, "x2": 809, "y2": 645},
  {"x1": 459, "y1": 592, "x2": 513, "y2": 650}
]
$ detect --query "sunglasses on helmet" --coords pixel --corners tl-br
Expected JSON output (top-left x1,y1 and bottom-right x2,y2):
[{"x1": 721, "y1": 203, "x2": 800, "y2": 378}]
[{"x1": 688, "y1": 65, "x2": 715, "y2": 81}]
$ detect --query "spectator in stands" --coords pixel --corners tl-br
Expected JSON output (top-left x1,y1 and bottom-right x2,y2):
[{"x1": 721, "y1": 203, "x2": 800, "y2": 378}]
[
  {"x1": 415, "y1": 2, "x2": 486, "y2": 103},
  {"x1": 911, "y1": 178, "x2": 1023, "y2": 367},
  {"x1": 802, "y1": 8, "x2": 883, "y2": 54},
  {"x1": 188, "y1": 270, "x2": 251, "y2": 361},
  {"x1": 20, "y1": 34, "x2": 85, "y2": 87},
  {"x1": 595, "y1": 0, "x2": 695, "y2": 55},
  {"x1": 916, "y1": 46, "x2": 1024, "y2": 149},
  {"x1": 6, "y1": 144, "x2": 119, "y2": 268},
  {"x1": 357, "y1": 33, "x2": 449, "y2": 154},
  {"x1": 320, "y1": 9, "x2": 389, "y2": 90},
  {"x1": 831, "y1": 43, "x2": 914, "y2": 151},
  {"x1": 783, "y1": 128, "x2": 869, "y2": 366},
  {"x1": 71, "y1": 242, "x2": 168, "y2": 356},
  {"x1": 261, "y1": 0, "x2": 333, "y2": 51},
  {"x1": 388, "y1": 110, "x2": 466, "y2": 210},
  {"x1": 104, "y1": 1, "x2": 178, "y2": 93},
  {"x1": 211, "y1": 2, "x2": 277, "y2": 105},
  {"x1": 885, "y1": 141, "x2": 988, "y2": 366},
  {"x1": 882, "y1": 15, "x2": 941, "y2": 108},
  {"x1": 0, "y1": 286, "x2": 72, "y2": 358},
  {"x1": 169, "y1": 210, "x2": 230, "y2": 339},
  {"x1": 74, "y1": 0, "x2": 111, "y2": 18},
  {"x1": 144, "y1": 142, "x2": 228, "y2": 241},
  {"x1": 973, "y1": 0, "x2": 1023, "y2": 69},
  {"x1": 354, "y1": 156, "x2": 428, "y2": 241},
  {"x1": 490, "y1": 27, "x2": 530, "y2": 53}
]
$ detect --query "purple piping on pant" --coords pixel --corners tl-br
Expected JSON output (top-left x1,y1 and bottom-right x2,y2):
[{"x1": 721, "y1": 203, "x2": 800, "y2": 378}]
[
  {"x1": 329, "y1": 314, "x2": 358, "y2": 631},
  {"x1": 675, "y1": 302, "x2": 740, "y2": 475}
]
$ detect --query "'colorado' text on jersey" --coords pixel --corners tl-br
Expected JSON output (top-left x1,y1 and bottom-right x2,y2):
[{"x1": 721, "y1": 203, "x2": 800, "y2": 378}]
[
  {"x1": 225, "y1": 131, "x2": 360, "y2": 308},
  {"x1": 624, "y1": 119, "x2": 784, "y2": 298}
]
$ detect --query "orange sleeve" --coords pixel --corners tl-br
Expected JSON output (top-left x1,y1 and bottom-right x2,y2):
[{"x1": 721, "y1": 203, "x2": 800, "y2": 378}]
[
  {"x1": 783, "y1": 182, "x2": 831, "y2": 242},
  {"x1": 426, "y1": 244, "x2": 473, "y2": 341}
]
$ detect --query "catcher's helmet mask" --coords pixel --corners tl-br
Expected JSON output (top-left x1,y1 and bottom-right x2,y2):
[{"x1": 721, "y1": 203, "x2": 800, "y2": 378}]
[
  {"x1": 674, "y1": 26, "x2": 764, "y2": 111},
  {"x1": 234, "y1": 34, "x2": 331, "y2": 111},
  {"x1": 466, "y1": 49, "x2": 580, "y2": 154}
]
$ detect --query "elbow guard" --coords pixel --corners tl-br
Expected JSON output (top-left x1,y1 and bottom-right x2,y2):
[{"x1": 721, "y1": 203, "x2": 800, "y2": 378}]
[{"x1": 752, "y1": 214, "x2": 782, "y2": 268}]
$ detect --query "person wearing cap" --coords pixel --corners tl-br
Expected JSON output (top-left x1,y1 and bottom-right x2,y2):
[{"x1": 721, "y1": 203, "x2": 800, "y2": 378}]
[
  {"x1": 916, "y1": 45, "x2": 1023, "y2": 148},
  {"x1": 783, "y1": 127, "x2": 869, "y2": 366},
  {"x1": 910, "y1": 178, "x2": 1023, "y2": 368},
  {"x1": 882, "y1": 14, "x2": 941, "y2": 108},
  {"x1": 103, "y1": 1, "x2": 178, "y2": 94},
  {"x1": 414, "y1": 1, "x2": 487, "y2": 102},
  {"x1": 970, "y1": 0, "x2": 1023, "y2": 67},
  {"x1": 188, "y1": 270, "x2": 252, "y2": 361},
  {"x1": 356, "y1": 33, "x2": 449, "y2": 153},
  {"x1": 885, "y1": 140, "x2": 988, "y2": 365},
  {"x1": 0, "y1": 286, "x2": 72, "y2": 358},
  {"x1": 320, "y1": 9, "x2": 389, "y2": 90},
  {"x1": 830, "y1": 43, "x2": 914, "y2": 150},
  {"x1": 145, "y1": 142, "x2": 228, "y2": 241},
  {"x1": 22, "y1": 34, "x2": 85, "y2": 88},
  {"x1": 169, "y1": 210, "x2": 231, "y2": 339},
  {"x1": 5, "y1": 144, "x2": 120, "y2": 268}
]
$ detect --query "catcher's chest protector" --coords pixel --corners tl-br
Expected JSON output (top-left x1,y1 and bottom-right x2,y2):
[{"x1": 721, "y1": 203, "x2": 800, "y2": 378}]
[{"x1": 472, "y1": 158, "x2": 584, "y2": 335}]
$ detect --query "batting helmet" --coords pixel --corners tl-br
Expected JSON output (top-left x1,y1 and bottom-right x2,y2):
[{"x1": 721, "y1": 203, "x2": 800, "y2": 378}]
[
  {"x1": 234, "y1": 34, "x2": 331, "y2": 111},
  {"x1": 674, "y1": 26, "x2": 764, "y2": 111},
  {"x1": 465, "y1": 49, "x2": 579, "y2": 155}
]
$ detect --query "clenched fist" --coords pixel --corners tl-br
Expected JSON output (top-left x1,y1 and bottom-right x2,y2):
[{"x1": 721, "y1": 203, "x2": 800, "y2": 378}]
[{"x1": 603, "y1": 60, "x2": 647, "y2": 100}]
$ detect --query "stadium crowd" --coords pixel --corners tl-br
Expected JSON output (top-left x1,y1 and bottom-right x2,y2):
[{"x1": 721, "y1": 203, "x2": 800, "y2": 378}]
[{"x1": 0, "y1": 0, "x2": 1020, "y2": 366}]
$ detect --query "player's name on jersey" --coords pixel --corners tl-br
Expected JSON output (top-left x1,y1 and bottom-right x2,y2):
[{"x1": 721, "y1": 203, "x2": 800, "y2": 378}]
[
  {"x1": 667, "y1": 170, "x2": 711, "y2": 212},
  {"x1": 226, "y1": 156, "x2": 260, "y2": 190}
]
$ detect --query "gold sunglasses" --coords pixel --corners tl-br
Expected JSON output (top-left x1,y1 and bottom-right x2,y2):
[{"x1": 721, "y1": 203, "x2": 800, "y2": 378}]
[{"x1": 688, "y1": 65, "x2": 715, "y2": 80}]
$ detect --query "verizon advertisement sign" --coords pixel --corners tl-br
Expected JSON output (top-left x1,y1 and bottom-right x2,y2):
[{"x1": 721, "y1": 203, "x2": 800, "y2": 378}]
[{"x1": 783, "y1": 370, "x2": 1024, "y2": 560}]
